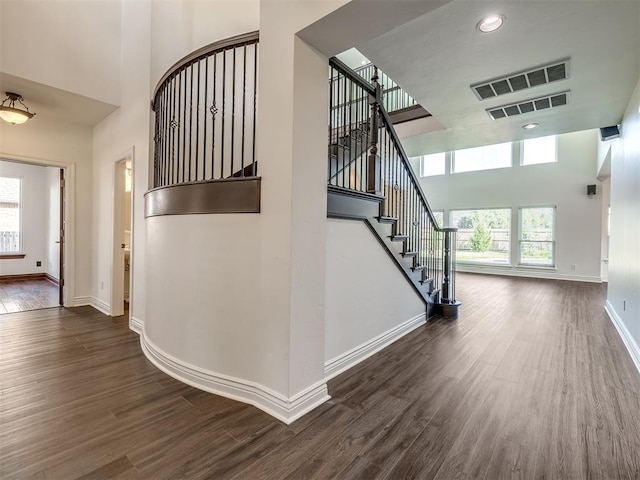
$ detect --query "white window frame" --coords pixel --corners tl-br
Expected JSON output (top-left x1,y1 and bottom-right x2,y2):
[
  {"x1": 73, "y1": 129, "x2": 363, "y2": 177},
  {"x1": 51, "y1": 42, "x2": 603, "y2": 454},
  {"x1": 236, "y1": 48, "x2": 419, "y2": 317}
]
[
  {"x1": 0, "y1": 175, "x2": 23, "y2": 255},
  {"x1": 518, "y1": 206, "x2": 556, "y2": 267}
]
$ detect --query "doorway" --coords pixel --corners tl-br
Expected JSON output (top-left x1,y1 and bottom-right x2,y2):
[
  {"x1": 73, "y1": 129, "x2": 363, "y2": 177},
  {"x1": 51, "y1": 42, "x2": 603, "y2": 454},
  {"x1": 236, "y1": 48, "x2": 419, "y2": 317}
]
[
  {"x1": 0, "y1": 160, "x2": 66, "y2": 313},
  {"x1": 111, "y1": 152, "x2": 133, "y2": 318}
]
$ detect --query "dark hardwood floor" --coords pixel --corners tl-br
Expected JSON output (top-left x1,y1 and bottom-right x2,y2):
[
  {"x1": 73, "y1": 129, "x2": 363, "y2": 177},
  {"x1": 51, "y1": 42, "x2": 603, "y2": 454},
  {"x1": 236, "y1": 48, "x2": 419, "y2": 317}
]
[
  {"x1": 1, "y1": 273, "x2": 639, "y2": 479},
  {"x1": 0, "y1": 278, "x2": 59, "y2": 313}
]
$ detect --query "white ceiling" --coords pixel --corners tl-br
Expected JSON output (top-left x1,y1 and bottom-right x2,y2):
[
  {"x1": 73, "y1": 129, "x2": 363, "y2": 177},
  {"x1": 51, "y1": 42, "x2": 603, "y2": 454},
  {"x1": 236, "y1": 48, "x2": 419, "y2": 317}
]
[
  {"x1": 0, "y1": 73, "x2": 119, "y2": 127},
  {"x1": 349, "y1": 0, "x2": 640, "y2": 156}
]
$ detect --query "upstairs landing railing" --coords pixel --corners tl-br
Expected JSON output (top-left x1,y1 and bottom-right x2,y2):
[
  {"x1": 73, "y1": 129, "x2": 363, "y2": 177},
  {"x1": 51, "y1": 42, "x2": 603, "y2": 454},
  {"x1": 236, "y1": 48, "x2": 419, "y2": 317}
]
[
  {"x1": 328, "y1": 57, "x2": 459, "y2": 312},
  {"x1": 151, "y1": 32, "x2": 259, "y2": 189}
]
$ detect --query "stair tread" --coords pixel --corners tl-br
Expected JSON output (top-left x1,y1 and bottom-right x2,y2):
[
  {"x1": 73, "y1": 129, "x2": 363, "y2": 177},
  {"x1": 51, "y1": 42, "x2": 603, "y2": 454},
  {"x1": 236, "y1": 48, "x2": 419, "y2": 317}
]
[
  {"x1": 390, "y1": 235, "x2": 409, "y2": 241},
  {"x1": 412, "y1": 265, "x2": 427, "y2": 271},
  {"x1": 378, "y1": 216, "x2": 398, "y2": 224},
  {"x1": 402, "y1": 251, "x2": 418, "y2": 257}
]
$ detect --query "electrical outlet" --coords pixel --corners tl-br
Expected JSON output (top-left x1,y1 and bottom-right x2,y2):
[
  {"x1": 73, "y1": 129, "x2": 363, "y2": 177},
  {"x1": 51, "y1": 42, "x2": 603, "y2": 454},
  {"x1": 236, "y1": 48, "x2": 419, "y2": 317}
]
[
  {"x1": 101, "y1": 281, "x2": 104, "y2": 290},
  {"x1": 36, "y1": 261, "x2": 42, "y2": 267},
  {"x1": 571, "y1": 264, "x2": 576, "y2": 270},
  {"x1": 624, "y1": 300, "x2": 626, "y2": 311}
]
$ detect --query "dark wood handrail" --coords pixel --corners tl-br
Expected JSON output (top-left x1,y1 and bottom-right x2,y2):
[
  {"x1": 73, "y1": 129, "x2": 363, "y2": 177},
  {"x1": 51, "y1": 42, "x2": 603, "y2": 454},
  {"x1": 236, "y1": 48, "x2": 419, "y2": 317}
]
[
  {"x1": 152, "y1": 31, "x2": 260, "y2": 109},
  {"x1": 329, "y1": 57, "x2": 443, "y2": 233},
  {"x1": 329, "y1": 57, "x2": 376, "y2": 95}
]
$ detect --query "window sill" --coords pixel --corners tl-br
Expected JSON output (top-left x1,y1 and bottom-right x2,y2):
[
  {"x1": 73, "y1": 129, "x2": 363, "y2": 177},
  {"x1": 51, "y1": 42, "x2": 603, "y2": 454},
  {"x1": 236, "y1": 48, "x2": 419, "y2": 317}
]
[
  {"x1": 517, "y1": 264, "x2": 556, "y2": 270},
  {"x1": 0, "y1": 254, "x2": 26, "y2": 259},
  {"x1": 455, "y1": 261, "x2": 511, "y2": 267},
  {"x1": 455, "y1": 262, "x2": 556, "y2": 271}
]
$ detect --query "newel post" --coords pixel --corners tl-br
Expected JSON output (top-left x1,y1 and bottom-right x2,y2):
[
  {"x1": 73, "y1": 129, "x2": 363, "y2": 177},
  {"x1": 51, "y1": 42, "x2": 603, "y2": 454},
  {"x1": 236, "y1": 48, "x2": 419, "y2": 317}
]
[
  {"x1": 440, "y1": 227, "x2": 461, "y2": 319},
  {"x1": 367, "y1": 67, "x2": 382, "y2": 196}
]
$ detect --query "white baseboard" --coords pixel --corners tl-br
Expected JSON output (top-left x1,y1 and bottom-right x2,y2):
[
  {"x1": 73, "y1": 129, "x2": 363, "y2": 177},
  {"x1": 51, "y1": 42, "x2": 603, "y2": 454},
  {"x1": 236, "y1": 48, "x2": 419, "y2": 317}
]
[
  {"x1": 456, "y1": 264, "x2": 601, "y2": 283},
  {"x1": 73, "y1": 296, "x2": 93, "y2": 307},
  {"x1": 140, "y1": 335, "x2": 330, "y2": 425},
  {"x1": 130, "y1": 316, "x2": 143, "y2": 334},
  {"x1": 605, "y1": 301, "x2": 640, "y2": 375},
  {"x1": 73, "y1": 296, "x2": 111, "y2": 315},
  {"x1": 90, "y1": 297, "x2": 111, "y2": 316},
  {"x1": 324, "y1": 312, "x2": 426, "y2": 381}
]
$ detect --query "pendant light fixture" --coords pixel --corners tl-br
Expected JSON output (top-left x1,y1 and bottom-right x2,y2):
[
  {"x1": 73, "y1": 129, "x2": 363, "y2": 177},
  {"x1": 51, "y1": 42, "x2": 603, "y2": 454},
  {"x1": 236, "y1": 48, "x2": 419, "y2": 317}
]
[{"x1": 0, "y1": 92, "x2": 36, "y2": 125}]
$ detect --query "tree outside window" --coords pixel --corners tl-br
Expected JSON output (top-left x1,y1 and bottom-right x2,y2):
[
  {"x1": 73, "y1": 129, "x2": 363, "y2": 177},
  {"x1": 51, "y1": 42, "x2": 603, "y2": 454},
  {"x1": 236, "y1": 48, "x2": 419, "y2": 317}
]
[
  {"x1": 450, "y1": 209, "x2": 511, "y2": 264},
  {"x1": 519, "y1": 207, "x2": 555, "y2": 266}
]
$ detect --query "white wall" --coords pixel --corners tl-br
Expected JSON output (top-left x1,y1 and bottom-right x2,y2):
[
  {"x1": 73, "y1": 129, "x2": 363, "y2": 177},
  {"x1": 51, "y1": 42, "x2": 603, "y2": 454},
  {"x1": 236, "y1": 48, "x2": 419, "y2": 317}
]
[
  {"x1": 142, "y1": 0, "x2": 351, "y2": 422},
  {"x1": 92, "y1": 0, "x2": 152, "y2": 322},
  {"x1": 145, "y1": 214, "x2": 261, "y2": 380},
  {"x1": 46, "y1": 167, "x2": 60, "y2": 280},
  {"x1": 0, "y1": 161, "x2": 47, "y2": 276},
  {"x1": 415, "y1": 129, "x2": 603, "y2": 282},
  {"x1": 0, "y1": 0, "x2": 121, "y2": 106},
  {"x1": 325, "y1": 218, "x2": 426, "y2": 369},
  {"x1": 0, "y1": 115, "x2": 93, "y2": 303},
  {"x1": 606, "y1": 77, "x2": 640, "y2": 368},
  {"x1": 150, "y1": 0, "x2": 259, "y2": 91}
]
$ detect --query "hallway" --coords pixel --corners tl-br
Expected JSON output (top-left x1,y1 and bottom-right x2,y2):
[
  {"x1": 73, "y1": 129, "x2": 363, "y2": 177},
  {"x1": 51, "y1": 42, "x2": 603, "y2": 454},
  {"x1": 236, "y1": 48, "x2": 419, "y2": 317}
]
[{"x1": 1, "y1": 274, "x2": 639, "y2": 479}]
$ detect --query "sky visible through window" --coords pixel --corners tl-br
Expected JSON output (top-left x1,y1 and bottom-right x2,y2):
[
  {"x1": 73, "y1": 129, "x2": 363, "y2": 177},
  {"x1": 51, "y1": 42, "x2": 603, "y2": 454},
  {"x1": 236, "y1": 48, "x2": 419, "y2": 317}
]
[
  {"x1": 420, "y1": 153, "x2": 446, "y2": 177},
  {"x1": 453, "y1": 142, "x2": 511, "y2": 173},
  {"x1": 0, "y1": 176, "x2": 21, "y2": 253},
  {"x1": 522, "y1": 135, "x2": 557, "y2": 165}
]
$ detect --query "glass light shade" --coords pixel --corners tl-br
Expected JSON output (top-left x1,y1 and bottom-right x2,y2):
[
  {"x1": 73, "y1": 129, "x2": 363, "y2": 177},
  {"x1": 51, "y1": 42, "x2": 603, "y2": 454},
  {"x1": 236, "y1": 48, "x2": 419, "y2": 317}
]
[
  {"x1": 477, "y1": 15, "x2": 505, "y2": 33},
  {"x1": 0, "y1": 106, "x2": 33, "y2": 125}
]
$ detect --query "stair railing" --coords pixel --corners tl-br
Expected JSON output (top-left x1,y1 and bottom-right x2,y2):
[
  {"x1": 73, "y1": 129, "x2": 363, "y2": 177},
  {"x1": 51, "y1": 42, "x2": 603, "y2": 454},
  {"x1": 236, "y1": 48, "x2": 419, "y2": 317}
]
[
  {"x1": 151, "y1": 32, "x2": 259, "y2": 188},
  {"x1": 329, "y1": 57, "x2": 459, "y2": 312},
  {"x1": 354, "y1": 63, "x2": 419, "y2": 113}
]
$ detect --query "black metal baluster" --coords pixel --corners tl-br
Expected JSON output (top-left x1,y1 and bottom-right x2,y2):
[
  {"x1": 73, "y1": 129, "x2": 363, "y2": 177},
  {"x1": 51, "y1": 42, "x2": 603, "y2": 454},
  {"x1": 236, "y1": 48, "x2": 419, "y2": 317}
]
[
  {"x1": 241, "y1": 45, "x2": 247, "y2": 176},
  {"x1": 212, "y1": 52, "x2": 217, "y2": 179},
  {"x1": 195, "y1": 60, "x2": 201, "y2": 181},
  {"x1": 252, "y1": 43, "x2": 258, "y2": 176},
  {"x1": 221, "y1": 49, "x2": 227, "y2": 179},
  {"x1": 230, "y1": 46, "x2": 236, "y2": 177},
  {"x1": 188, "y1": 65, "x2": 194, "y2": 182},
  {"x1": 341, "y1": 74, "x2": 347, "y2": 189},
  {"x1": 328, "y1": 70, "x2": 333, "y2": 183},
  {"x1": 172, "y1": 75, "x2": 178, "y2": 185},
  {"x1": 181, "y1": 69, "x2": 187, "y2": 183},
  {"x1": 203, "y1": 56, "x2": 208, "y2": 180}
]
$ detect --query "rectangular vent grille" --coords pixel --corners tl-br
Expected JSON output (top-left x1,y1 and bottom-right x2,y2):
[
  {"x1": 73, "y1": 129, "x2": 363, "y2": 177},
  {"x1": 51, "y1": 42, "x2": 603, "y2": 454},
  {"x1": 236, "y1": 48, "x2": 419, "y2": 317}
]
[
  {"x1": 471, "y1": 59, "x2": 570, "y2": 100},
  {"x1": 487, "y1": 92, "x2": 570, "y2": 120}
]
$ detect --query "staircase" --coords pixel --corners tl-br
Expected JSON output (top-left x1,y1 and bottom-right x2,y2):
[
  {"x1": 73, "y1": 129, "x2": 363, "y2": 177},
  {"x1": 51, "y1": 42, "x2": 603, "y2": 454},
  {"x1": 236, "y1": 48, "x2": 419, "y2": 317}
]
[{"x1": 327, "y1": 57, "x2": 460, "y2": 320}]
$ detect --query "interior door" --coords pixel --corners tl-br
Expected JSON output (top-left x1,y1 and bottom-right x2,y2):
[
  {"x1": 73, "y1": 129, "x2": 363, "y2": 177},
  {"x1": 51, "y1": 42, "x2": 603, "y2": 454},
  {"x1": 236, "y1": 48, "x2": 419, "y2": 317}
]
[{"x1": 58, "y1": 169, "x2": 65, "y2": 306}]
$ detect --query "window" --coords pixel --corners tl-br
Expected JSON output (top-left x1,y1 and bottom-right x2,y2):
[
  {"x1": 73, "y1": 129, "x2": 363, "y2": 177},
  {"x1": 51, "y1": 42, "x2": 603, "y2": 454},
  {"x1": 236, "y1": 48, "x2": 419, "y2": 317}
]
[
  {"x1": 519, "y1": 207, "x2": 555, "y2": 266},
  {"x1": 522, "y1": 135, "x2": 557, "y2": 165},
  {"x1": 450, "y1": 208, "x2": 511, "y2": 264},
  {"x1": 452, "y1": 142, "x2": 511, "y2": 174},
  {"x1": 419, "y1": 152, "x2": 446, "y2": 177},
  {"x1": 0, "y1": 177, "x2": 21, "y2": 253},
  {"x1": 432, "y1": 210, "x2": 444, "y2": 228}
]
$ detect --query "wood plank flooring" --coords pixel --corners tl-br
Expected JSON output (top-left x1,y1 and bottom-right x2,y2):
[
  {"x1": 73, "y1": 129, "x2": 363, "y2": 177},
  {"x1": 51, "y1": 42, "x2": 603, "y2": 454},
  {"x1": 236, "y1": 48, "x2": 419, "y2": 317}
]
[
  {"x1": 0, "y1": 278, "x2": 59, "y2": 313},
  {"x1": 1, "y1": 273, "x2": 640, "y2": 479}
]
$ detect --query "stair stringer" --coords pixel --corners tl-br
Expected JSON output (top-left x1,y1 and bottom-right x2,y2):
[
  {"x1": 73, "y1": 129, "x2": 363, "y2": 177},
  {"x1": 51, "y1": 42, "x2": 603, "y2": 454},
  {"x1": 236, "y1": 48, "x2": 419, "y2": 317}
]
[{"x1": 364, "y1": 217, "x2": 440, "y2": 320}]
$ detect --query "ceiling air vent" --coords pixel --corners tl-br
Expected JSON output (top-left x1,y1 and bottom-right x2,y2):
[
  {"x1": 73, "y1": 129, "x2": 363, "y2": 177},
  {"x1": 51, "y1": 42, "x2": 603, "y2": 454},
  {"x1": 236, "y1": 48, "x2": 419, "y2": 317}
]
[
  {"x1": 471, "y1": 59, "x2": 570, "y2": 100},
  {"x1": 487, "y1": 91, "x2": 570, "y2": 120}
]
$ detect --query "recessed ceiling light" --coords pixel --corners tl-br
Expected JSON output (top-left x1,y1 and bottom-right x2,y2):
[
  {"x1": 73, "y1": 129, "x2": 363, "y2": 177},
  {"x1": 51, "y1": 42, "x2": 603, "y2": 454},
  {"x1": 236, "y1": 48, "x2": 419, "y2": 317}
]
[
  {"x1": 522, "y1": 122, "x2": 539, "y2": 130},
  {"x1": 477, "y1": 14, "x2": 505, "y2": 33},
  {"x1": 360, "y1": 60, "x2": 368, "y2": 66}
]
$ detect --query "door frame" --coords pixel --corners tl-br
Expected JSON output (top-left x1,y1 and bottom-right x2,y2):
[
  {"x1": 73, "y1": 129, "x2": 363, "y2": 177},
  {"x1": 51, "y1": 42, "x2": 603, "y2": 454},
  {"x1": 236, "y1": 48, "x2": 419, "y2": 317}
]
[
  {"x1": 0, "y1": 155, "x2": 75, "y2": 307},
  {"x1": 110, "y1": 147, "x2": 134, "y2": 319}
]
